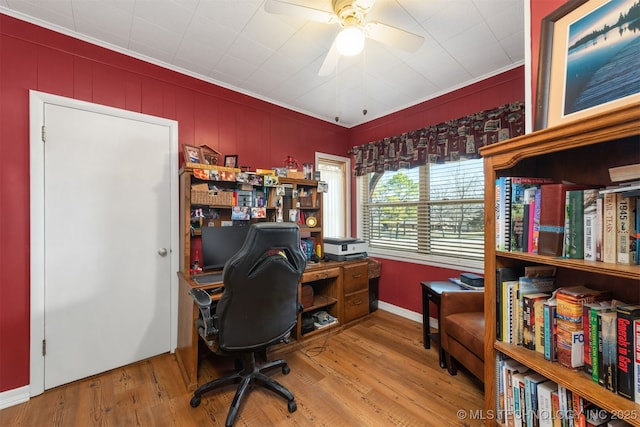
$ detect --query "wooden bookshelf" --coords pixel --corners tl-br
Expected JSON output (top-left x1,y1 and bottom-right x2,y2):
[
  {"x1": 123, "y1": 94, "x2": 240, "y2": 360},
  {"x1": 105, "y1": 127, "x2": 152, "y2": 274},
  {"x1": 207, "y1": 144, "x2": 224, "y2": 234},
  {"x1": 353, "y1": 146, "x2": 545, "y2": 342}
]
[{"x1": 480, "y1": 102, "x2": 640, "y2": 426}]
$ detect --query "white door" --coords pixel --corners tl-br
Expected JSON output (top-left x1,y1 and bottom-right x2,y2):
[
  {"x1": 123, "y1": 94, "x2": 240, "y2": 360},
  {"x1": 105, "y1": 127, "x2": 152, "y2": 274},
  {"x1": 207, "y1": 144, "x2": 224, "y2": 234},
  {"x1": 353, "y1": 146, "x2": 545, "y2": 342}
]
[{"x1": 29, "y1": 92, "x2": 179, "y2": 393}]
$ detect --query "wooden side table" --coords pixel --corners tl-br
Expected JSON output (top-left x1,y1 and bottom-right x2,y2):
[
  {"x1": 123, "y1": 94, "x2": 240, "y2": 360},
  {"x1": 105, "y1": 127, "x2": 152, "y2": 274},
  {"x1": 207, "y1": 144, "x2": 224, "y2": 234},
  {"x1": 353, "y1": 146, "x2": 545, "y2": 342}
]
[{"x1": 420, "y1": 281, "x2": 467, "y2": 368}]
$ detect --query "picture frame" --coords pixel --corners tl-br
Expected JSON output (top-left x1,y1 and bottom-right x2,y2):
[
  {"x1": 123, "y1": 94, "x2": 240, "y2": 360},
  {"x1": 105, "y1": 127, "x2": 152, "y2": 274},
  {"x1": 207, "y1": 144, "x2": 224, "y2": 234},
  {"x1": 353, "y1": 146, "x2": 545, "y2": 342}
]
[
  {"x1": 534, "y1": 0, "x2": 640, "y2": 130},
  {"x1": 183, "y1": 144, "x2": 204, "y2": 164},
  {"x1": 199, "y1": 144, "x2": 220, "y2": 165},
  {"x1": 224, "y1": 155, "x2": 238, "y2": 168}
]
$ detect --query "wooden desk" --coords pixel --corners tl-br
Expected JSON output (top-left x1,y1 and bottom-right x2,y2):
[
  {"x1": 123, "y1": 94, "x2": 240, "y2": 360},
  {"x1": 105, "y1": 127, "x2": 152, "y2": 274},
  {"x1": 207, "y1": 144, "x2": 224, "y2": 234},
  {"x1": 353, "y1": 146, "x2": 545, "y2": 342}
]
[
  {"x1": 175, "y1": 259, "x2": 368, "y2": 391},
  {"x1": 420, "y1": 281, "x2": 469, "y2": 369}
]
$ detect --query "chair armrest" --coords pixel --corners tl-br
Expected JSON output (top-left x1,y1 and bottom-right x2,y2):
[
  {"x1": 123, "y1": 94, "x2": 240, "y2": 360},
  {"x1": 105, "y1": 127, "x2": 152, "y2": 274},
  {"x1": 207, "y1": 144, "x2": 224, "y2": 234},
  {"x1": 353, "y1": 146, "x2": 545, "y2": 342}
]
[
  {"x1": 439, "y1": 291, "x2": 484, "y2": 319},
  {"x1": 188, "y1": 288, "x2": 219, "y2": 341}
]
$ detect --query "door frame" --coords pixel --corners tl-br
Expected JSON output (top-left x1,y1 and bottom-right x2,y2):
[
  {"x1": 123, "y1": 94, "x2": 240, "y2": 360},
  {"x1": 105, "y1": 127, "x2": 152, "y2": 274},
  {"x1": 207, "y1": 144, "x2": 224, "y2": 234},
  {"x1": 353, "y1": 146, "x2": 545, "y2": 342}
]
[{"x1": 29, "y1": 90, "x2": 179, "y2": 397}]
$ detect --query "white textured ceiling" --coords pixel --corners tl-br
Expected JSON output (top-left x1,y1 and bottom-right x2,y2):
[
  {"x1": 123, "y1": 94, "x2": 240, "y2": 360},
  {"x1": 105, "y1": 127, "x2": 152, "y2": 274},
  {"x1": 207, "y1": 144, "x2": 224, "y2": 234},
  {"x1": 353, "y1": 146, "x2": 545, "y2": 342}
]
[{"x1": 0, "y1": 0, "x2": 525, "y2": 127}]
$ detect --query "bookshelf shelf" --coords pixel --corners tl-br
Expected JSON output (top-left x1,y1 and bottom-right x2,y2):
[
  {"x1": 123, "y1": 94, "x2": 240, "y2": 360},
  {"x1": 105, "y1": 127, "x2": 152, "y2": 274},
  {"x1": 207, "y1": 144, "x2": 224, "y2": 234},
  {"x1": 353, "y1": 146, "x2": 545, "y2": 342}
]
[
  {"x1": 480, "y1": 102, "x2": 640, "y2": 427},
  {"x1": 495, "y1": 342, "x2": 640, "y2": 425},
  {"x1": 496, "y1": 251, "x2": 640, "y2": 280}
]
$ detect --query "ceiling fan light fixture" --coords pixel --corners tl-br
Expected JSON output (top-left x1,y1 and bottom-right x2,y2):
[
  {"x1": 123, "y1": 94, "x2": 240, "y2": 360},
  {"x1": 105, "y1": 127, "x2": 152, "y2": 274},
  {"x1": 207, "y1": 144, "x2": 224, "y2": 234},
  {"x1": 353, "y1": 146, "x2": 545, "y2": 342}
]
[{"x1": 336, "y1": 26, "x2": 365, "y2": 56}]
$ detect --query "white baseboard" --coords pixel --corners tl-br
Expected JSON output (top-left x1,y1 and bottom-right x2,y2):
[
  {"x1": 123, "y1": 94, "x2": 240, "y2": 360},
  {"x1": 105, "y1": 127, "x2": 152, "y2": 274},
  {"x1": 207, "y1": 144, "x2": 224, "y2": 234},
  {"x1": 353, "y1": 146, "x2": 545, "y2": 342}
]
[
  {"x1": 0, "y1": 385, "x2": 29, "y2": 410},
  {"x1": 377, "y1": 301, "x2": 438, "y2": 330}
]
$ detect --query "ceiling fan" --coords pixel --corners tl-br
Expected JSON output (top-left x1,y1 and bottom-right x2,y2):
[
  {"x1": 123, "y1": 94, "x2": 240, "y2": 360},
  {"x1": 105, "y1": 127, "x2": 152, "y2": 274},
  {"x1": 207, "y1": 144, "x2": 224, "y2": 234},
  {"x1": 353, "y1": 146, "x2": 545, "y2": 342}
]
[{"x1": 264, "y1": 0, "x2": 424, "y2": 76}]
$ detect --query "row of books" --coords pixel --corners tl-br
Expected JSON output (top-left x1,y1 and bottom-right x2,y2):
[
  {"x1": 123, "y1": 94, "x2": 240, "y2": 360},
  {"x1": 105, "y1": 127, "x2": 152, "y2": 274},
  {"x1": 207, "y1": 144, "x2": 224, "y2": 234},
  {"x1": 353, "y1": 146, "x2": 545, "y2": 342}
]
[
  {"x1": 495, "y1": 177, "x2": 639, "y2": 265},
  {"x1": 498, "y1": 357, "x2": 633, "y2": 427},
  {"x1": 498, "y1": 268, "x2": 640, "y2": 404}
]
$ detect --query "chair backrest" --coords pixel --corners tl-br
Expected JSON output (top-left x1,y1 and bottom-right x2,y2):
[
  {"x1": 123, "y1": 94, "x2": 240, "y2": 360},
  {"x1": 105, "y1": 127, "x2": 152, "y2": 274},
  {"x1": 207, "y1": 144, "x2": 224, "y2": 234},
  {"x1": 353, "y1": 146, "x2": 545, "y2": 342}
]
[{"x1": 216, "y1": 222, "x2": 306, "y2": 352}]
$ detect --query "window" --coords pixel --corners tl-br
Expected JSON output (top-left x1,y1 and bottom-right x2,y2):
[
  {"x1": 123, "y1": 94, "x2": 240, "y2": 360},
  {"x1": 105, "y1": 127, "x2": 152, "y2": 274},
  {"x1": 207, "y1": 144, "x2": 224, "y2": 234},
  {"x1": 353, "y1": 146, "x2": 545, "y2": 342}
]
[
  {"x1": 359, "y1": 159, "x2": 484, "y2": 266},
  {"x1": 316, "y1": 153, "x2": 350, "y2": 238}
]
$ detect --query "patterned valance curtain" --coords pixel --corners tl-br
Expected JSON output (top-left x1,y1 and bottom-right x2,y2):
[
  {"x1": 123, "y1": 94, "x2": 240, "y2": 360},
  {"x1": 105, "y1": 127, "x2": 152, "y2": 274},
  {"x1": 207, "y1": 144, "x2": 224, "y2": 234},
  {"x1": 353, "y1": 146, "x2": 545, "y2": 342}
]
[{"x1": 350, "y1": 101, "x2": 525, "y2": 176}]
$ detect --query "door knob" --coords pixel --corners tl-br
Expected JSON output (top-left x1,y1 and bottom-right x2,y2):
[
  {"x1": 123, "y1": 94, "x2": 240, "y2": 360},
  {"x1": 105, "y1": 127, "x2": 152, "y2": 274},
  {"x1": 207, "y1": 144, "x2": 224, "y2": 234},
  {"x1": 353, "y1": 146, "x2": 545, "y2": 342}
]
[{"x1": 158, "y1": 248, "x2": 168, "y2": 256}]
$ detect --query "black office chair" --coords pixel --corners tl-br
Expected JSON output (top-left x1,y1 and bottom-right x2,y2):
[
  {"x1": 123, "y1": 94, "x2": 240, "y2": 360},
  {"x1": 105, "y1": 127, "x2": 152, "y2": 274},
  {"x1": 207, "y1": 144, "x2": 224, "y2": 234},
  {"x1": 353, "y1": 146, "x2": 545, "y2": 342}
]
[{"x1": 188, "y1": 222, "x2": 306, "y2": 426}]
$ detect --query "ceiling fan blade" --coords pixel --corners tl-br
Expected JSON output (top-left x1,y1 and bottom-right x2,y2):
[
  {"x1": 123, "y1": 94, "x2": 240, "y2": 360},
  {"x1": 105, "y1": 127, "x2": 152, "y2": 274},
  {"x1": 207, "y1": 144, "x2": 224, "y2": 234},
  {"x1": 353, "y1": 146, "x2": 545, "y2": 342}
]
[
  {"x1": 264, "y1": 0, "x2": 337, "y2": 24},
  {"x1": 364, "y1": 21, "x2": 424, "y2": 52},
  {"x1": 318, "y1": 37, "x2": 340, "y2": 76}
]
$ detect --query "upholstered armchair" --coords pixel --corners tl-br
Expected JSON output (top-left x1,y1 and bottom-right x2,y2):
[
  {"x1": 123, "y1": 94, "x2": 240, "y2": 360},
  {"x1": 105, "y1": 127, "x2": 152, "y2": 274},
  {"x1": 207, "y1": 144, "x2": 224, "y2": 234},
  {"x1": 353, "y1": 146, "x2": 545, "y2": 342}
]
[{"x1": 439, "y1": 290, "x2": 485, "y2": 382}]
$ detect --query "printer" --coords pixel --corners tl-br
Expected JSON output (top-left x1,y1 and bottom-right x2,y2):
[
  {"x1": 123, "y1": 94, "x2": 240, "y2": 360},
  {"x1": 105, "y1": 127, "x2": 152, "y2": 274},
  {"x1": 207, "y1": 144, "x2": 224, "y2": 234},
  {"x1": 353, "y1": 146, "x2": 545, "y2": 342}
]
[{"x1": 323, "y1": 237, "x2": 368, "y2": 261}]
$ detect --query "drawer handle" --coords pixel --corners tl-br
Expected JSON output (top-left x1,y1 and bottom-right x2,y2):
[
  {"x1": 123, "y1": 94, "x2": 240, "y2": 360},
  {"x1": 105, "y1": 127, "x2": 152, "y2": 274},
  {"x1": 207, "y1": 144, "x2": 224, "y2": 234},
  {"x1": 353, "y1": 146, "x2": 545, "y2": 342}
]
[
  {"x1": 352, "y1": 273, "x2": 362, "y2": 278},
  {"x1": 353, "y1": 299, "x2": 363, "y2": 305}
]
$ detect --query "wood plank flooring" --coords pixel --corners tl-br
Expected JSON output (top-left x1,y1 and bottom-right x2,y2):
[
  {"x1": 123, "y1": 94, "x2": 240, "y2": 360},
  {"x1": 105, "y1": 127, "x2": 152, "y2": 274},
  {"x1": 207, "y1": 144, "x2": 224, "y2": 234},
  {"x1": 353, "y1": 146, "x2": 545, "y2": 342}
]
[{"x1": 0, "y1": 310, "x2": 485, "y2": 426}]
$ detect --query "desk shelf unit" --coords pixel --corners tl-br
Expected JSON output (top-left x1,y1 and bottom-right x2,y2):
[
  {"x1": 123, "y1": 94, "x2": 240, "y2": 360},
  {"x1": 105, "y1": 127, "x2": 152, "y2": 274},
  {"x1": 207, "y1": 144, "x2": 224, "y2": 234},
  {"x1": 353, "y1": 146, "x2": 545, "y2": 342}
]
[
  {"x1": 480, "y1": 102, "x2": 640, "y2": 426},
  {"x1": 176, "y1": 167, "x2": 370, "y2": 390}
]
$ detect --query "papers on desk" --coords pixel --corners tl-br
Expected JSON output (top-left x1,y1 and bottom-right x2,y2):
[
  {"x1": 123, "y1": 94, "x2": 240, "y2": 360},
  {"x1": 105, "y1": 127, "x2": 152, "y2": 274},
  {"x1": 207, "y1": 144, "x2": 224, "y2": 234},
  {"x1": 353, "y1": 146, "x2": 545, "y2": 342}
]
[{"x1": 448, "y1": 277, "x2": 484, "y2": 290}]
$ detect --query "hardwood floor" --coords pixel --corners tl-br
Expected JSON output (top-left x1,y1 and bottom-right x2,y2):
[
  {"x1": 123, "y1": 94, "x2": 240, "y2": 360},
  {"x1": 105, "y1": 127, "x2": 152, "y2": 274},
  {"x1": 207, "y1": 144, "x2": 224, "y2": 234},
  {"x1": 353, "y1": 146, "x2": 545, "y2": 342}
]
[{"x1": 0, "y1": 310, "x2": 484, "y2": 426}]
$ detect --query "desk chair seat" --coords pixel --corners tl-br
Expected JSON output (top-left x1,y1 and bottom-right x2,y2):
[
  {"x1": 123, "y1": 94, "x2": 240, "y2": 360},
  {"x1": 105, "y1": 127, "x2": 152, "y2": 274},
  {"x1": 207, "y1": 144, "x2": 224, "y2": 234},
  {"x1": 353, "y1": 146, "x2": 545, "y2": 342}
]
[{"x1": 188, "y1": 222, "x2": 306, "y2": 426}]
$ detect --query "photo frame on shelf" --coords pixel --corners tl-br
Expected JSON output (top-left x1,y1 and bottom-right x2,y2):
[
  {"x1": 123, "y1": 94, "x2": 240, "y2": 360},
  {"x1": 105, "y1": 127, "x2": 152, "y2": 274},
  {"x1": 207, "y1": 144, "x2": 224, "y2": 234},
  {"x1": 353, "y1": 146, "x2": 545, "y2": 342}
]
[
  {"x1": 200, "y1": 145, "x2": 220, "y2": 165},
  {"x1": 534, "y1": 0, "x2": 640, "y2": 130},
  {"x1": 183, "y1": 144, "x2": 204, "y2": 164},
  {"x1": 224, "y1": 155, "x2": 238, "y2": 168}
]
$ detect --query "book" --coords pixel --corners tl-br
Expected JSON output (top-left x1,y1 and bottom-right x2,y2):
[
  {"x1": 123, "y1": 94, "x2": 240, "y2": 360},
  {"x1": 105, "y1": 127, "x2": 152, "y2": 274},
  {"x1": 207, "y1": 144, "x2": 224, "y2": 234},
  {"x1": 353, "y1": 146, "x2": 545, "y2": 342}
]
[
  {"x1": 583, "y1": 302, "x2": 611, "y2": 377},
  {"x1": 510, "y1": 178, "x2": 553, "y2": 252},
  {"x1": 502, "y1": 359, "x2": 528, "y2": 427},
  {"x1": 534, "y1": 297, "x2": 547, "y2": 355},
  {"x1": 583, "y1": 189, "x2": 599, "y2": 261},
  {"x1": 524, "y1": 372, "x2": 547, "y2": 427},
  {"x1": 591, "y1": 305, "x2": 612, "y2": 383},
  {"x1": 564, "y1": 189, "x2": 586, "y2": 259},
  {"x1": 556, "y1": 286, "x2": 610, "y2": 370},
  {"x1": 517, "y1": 275, "x2": 555, "y2": 346},
  {"x1": 558, "y1": 384, "x2": 569, "y2": 427},
  {"x1": 522, "y1": 293, "x2": 550, "y2": 350},
  {"x1": 537, "y1": 380, "x2": 557, "y2": 427},
  {"x1": 616, "y1": 304, "x2": 640, "y2": 400},
  {"x1": 596, "y1": 194, "x2": 604, "y2": 261},
  {"x1": 539, "y1": 184, "x2": 590, "y2": 257},
  {"x1": 495, "y1": 176, "x2": 512, "y2": 252},
  {"x1": 496, "y1": 177, "x2": 504, "y2": 250},
  {"x1": 602, "y1": 192, "x2": 618, "y2": 263},
  {"x1": 502, "y1": 280, "x2": 519, "y2": 344},
  {"x1": 512, "y1": 372, "x2": 527, "y2": 427},
  {"x1": 523, "y1": 186, "x2": 537, "y2": 253},
  {"x1": 636, "y1": 196, "x2": 640, "y2": 265},
  {"x1": 543, "y1": 300, "x2": 558, "y2": 362},
  {"x1": 600, "y1": 310, "x2": 617, "y2": 392},
  {"x1": 531, "y1": 187, "x2": 542, "y2": 253},
  {"x1": 609, "y1": 163, "x2": 640, "y2": 182},
  {"x1": 635, "y1": 318, "x2": 640, "y2": 404},
  {"x1": 496, "y1": 267, "x2": 523, "y2": 342},
  {"x1": 616, "y1": 194, "x2": 636, "y2": 264}
]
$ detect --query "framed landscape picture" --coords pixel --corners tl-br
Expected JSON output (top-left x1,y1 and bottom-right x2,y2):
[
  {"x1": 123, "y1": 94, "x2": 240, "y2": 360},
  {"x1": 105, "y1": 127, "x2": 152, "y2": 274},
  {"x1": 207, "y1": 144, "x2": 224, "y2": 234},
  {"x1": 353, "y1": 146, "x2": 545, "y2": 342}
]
[{"x1": 535, "y1": 0, "x2": 640, "y2": 130}]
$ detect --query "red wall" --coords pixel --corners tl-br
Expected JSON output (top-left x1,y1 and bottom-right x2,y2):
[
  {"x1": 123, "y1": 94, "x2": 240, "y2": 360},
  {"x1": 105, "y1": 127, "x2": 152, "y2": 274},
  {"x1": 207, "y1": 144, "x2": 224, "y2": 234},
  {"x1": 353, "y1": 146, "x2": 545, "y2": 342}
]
[
  {"x1": 0, "y1": 2, "x2": 542, "y2": 393},
  {"x1": 0, "y1": 14, "x2": 348, "y2": 393},
  {"x1": 347, "y1": 67, "x2": 525, "y2": 313}
]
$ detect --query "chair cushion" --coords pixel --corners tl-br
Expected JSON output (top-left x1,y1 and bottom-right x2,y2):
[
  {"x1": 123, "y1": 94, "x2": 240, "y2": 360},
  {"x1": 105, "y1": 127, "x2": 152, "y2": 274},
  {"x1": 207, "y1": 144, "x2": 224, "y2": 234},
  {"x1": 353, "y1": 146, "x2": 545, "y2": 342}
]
[{"x1": 443, "y1": 312, "x2": 484, "y2": 360}]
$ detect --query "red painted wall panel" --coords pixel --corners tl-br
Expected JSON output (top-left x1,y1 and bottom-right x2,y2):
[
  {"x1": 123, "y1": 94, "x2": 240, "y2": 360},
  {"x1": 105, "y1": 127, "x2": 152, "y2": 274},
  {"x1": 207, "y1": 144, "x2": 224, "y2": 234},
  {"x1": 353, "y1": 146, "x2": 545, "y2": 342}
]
[
  {"x1": 0, "y1": 6, "x2": 534, "y2": 393},
  {"x1": 0, "y1": 14, "x2": 348, "y2": 393}
]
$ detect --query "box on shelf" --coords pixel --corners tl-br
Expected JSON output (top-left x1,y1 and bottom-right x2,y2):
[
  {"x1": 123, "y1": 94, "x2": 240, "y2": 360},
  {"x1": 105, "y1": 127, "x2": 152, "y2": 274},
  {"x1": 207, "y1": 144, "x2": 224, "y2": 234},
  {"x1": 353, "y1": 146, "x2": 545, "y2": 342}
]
[
  {"x1": 191, "y1": 189, "x2": 233, "y2": 206},
  {"x1": 286, "y1": 170, "x2": 304, "y2": 179}
]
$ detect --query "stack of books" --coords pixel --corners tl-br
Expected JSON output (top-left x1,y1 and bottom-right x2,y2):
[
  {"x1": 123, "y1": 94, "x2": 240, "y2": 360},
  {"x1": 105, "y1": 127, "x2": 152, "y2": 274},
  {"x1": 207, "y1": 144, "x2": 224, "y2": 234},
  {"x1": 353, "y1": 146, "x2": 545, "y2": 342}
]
[{"x1": 494, "y1": 165, "x2": 640, "y2": 265}]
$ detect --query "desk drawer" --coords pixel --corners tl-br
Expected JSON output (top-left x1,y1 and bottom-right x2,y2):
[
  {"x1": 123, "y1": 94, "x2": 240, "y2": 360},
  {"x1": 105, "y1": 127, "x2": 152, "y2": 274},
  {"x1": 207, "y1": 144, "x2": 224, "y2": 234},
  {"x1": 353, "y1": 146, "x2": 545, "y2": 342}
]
[
  {"x1": 342, "y1": 262, "x2": 368, "y2": 294},
  {"x1": 302, "y1": 267, "x2": 341, "y2": 283},
  {"x1": 344, "y1": 289, "x2": 369, "y2": 323}
]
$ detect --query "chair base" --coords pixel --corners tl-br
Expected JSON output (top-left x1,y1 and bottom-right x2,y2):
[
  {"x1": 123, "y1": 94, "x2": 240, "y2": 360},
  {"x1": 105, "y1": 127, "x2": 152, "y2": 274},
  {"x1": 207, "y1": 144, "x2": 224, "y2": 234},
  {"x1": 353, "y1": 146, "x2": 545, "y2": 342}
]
[{"x1": 190, "y1": 352, "x2": 297, "y2": 427}]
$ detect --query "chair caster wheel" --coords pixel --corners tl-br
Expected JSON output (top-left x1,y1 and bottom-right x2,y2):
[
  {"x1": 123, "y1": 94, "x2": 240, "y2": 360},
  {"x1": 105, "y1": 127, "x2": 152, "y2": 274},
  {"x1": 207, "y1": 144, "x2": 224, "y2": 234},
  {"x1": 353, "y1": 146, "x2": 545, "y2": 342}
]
[
  {"x1": 282, "y1": 364, "x2": 290, "y2": 375},
  {"x1": 190, "y1": 395, "x2": 201, "y2": 407},
  {"x1": 288, "y1": 400, "x2": 297, "y2": 413}
]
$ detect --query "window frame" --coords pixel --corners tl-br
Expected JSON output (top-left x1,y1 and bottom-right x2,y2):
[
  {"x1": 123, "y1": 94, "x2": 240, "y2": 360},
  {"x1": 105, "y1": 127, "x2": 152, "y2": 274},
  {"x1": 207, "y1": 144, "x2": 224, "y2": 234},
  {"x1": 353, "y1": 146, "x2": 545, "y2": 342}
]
[{"x1": 356, "y1": 161, "x2": 485, "y2": 271}]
